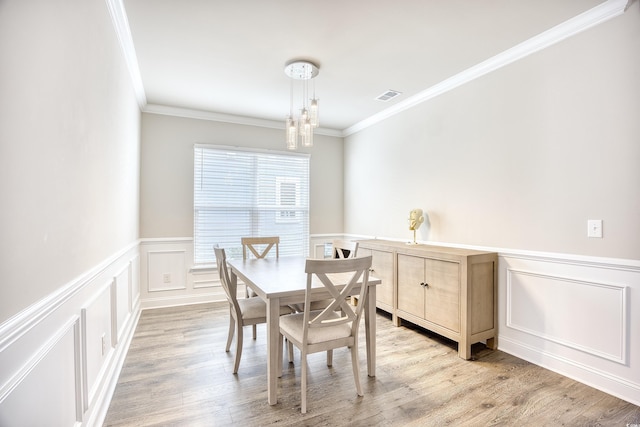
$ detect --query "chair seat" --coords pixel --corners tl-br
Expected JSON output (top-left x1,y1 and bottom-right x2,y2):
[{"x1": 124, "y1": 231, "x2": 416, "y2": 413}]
[
  {"x1": 238, "y1": 297, "x2": 292, "y2": 319},
  {"x1": 280, "y1": 311, "x2": 352, "y2": 344}
]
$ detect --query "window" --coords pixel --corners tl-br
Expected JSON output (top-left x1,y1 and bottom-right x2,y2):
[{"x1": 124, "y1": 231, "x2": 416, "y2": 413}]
[
  {"x1": 276, "y1": 177, "x2": 300, "y2": 222},
  {"x1": 194, "y1": 145, "x2": 310, "y2": 264}
]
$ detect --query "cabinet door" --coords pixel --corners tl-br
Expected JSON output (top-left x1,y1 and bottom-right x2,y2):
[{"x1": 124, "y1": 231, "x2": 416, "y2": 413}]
[
  {"x1": 423, "y1": 258, "x2": 460, "y2": 333},
  {"x1": 370, "y1": 249, "x2": 394, "y2": 308},
  {"x1": 397, "y1": 254, "x2": 425, "y2": 318}
]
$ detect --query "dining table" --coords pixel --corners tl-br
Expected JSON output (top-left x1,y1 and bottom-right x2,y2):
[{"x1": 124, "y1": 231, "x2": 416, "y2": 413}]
[{"x1": 226, "y1": 255, "x2": 380, "y2": 405}]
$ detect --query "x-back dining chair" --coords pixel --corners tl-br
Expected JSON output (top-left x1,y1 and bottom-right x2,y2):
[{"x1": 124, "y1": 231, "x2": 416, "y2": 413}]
[
  {"x1": 295, "y1": 239, "x2": 360, "y2": 313},
  {"x1": 331, "y1": 239, "x2": 359, "y2": 259},
  {"x1": 242, "y1": 236, "x2": 280, "y2": 260},
  {"x1": 214, "y1": 246, "x2": 292, "y2": 374},
  {"x1": 241, "y1": 236, "x2": 280, "y2": 338},
  {"x1": 278, "y1": 256, "x2": 373, "y2": 414}
]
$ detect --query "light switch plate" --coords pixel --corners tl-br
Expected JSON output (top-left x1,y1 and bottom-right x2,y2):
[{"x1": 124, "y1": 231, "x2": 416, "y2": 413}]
[{"x1": 587, "y1": 219, "x2": 603, "y2": 238}]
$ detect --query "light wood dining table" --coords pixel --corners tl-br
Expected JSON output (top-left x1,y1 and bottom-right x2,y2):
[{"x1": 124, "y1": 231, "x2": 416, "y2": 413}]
[{"x1": 226, "y1": 256, "x2": 380, "y2": 405}]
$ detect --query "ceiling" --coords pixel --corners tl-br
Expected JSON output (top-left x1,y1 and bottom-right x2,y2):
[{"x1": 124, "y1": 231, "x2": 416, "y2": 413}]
[{"x1": 122, "y1": 0, "x2": 605, "y2": 134}]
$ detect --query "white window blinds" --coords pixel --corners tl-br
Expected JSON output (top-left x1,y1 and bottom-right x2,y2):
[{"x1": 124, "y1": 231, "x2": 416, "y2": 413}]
[{"x1": 194, "y1": 145, "x2": 310, "y2": 264}]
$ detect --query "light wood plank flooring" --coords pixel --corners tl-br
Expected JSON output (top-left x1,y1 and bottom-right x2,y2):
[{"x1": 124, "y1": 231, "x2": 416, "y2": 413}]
[{"x1": 104, "y1": 302, "x2": 639, "y2": 426}]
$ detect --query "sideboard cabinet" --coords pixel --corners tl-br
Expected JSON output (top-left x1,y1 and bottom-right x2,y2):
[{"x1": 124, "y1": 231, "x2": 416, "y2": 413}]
[
  {"x1": 358, "y1": 239, "x2": 497, "y2": 360},
  {"x1": 357, "y1": 245, "x2": 395, "y2": 315}
]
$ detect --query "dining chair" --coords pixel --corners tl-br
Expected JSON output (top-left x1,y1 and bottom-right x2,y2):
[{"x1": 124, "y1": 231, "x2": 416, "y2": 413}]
[
  {"x1": 278, "y1": 256, "x2": 373, "y2": 413},
  {"x1": 296, "y1": 239, "x2": 359, "y2": 313},
  {"x1": 242, "y1": 236, "x2": 280, "y2": 260},
  {"x1": 241, "y1": 236, "x2": 280, "y2": 338},
  {"x1": 214, "y1": 246, "x2": 293, "y2": 374},
  {"x1": 331, "y1": 239, "x2": 359, "y2": 259}
]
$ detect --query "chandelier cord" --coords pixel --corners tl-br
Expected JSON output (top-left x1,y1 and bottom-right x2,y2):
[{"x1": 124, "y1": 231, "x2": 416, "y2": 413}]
[{"x1": 289, "y1": 77, "x2": 294, "y2": 117}]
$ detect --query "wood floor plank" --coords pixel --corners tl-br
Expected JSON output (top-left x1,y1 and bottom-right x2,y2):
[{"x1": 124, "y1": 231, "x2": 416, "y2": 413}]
[{"x1": 104, "y1": 302, "x2": 640, "y2": 426}]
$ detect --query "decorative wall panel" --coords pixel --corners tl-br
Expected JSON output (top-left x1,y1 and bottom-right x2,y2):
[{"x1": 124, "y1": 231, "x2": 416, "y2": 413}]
[
  {"x1": 147, "y1": 250, "x2": 187, "y2": 292},
  {"x1": 507, "y1": 269, "x2": 627, "y2": 363}
]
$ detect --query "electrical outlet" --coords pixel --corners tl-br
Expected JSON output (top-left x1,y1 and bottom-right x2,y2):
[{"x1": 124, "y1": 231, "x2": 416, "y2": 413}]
[
  {"x1": 163, "y1": 273, "x2": 171, "y2": 283},
  {"x1": 101, "y1": 333, "x2": 106, "y2": 356},
  {"x1": 587, "y1": 219, "x2": 603, "y2": 238}
]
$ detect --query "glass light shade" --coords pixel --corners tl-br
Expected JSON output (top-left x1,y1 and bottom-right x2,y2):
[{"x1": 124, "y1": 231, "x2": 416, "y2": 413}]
[
  {"x1": 301, "y1": 118, "x2": 313, "y2": 147},
  {"x1": 286, "y1": 117, "x2": 297, "y2": 150},
  {"x1": 309, "y1": 99, "x2": 319, "y2": 128}
]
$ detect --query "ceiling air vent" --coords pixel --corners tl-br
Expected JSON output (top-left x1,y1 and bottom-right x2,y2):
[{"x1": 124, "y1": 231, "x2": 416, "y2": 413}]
[{"x1": 375, "y1": 90, "x2": 402, "y2": 102}]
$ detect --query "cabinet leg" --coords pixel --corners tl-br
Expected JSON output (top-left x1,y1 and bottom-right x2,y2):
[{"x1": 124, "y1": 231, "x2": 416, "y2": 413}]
[
  {"x1": 459, "y1": 344, "x2": 471, "y2": 360},
  {"x1": 392, "y1": 314, "x2": 401, "y2": 327},
  {"x1": 486, "y1": 337, "x2": 497, "y2": 350}
]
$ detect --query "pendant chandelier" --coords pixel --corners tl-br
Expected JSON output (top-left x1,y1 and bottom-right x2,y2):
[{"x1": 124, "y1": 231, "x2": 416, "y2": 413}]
[{"x1": 284, "y1": 59, "x2": 319, "y2": 150}]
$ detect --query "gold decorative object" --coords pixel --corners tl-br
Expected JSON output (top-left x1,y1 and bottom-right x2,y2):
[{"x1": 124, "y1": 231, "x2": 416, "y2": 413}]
[{"x1": 408, "y1": 208, "x2": 424, "y2": 244}]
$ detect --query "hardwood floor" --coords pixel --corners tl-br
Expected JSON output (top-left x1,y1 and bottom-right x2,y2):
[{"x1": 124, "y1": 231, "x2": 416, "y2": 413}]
[{"x1": 104, "y1": 302, "x2": 640, "y2": 426}]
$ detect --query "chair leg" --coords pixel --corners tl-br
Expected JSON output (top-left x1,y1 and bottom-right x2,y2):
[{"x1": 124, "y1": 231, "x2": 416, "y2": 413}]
[
  {"x1": 225, "y1": 314, "x2": 235, "y2": 352},
  {"x1": 301, "y1": 352, "x2": 308, "y2": 414},
  {"x1": 326, "y1": 349, "x2": 333, "y2": 366},
  {"x1": 288, "y1": 339, "x2": 294, "y2": 363},
  {"x1": 350, "y1": 345, "x2": 363, "y2": 396},
  {"x1": 278, "y1": 334, "x2": 284, "y2": 378},
  {"x1": 232, "y1": 322, "x2": 243, "y2": 374},
  {"x1": 252, "y1": 324, "x2": 257, "y2": 340}
]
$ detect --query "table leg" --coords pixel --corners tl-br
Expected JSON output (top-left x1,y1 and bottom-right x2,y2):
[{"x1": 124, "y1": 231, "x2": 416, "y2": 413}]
[
  {"x1": 364, "y1": 284, "x2": 376, "y2": 377},
  {"x1": 266, "y1": 297, "x2": 280, "y2": 405}
]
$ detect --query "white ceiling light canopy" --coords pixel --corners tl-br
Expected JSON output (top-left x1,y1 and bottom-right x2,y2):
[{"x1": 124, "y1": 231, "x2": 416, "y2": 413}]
[{"x1": 285, "y1": 59, "x2": 320, "y2": 150}]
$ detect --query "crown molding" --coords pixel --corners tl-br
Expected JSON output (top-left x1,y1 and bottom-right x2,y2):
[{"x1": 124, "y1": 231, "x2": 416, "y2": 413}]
[
  {"x1": 143, "y1": 104, "x2": 344, "y2": 137},
  {"x1": 105, "y1": 0, "x2": 147, "y2": 108},
  {"x1": 343, "y1": 0, "x2": 630, "y2": 136},
  {"x1": 107, "y1": 0, "x2": 629, "y2": 137}
]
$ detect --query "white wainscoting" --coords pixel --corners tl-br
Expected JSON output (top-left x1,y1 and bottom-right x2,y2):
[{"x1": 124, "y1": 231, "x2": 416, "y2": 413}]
[
  {"x1": 18, "y1": 235, "x2": 627, "y2": 424},
  {"x1": 139, "y1": 235, "x2": 350, "y2": 309},
  {"x1": 498, "y1": 252, "x2": 640, "y2": 407},
  {"x1": 139, "y1": 238, "x2": 224, "y2": 309},
  {"x1": 0, "y1": 242, "x2": 140, "y2": 426}
]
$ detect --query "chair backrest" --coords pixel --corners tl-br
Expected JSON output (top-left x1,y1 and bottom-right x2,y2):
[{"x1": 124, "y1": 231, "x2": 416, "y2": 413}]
[
  {"x1": 331, "y1": 239, "x2": 359, "y2": 259},
  {"x1": 241, "y1": 236, "x2": 280, "y2": 260},
  {"x1": 214, "y1": 246, "x2": 241, "y2": 313},
  {"x1": 303, "y1": 256, "x2": 372, "y2": 338}
]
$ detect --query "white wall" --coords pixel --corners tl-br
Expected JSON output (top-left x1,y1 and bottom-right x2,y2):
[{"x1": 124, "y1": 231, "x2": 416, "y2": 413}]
[
  {"x1": 344, "y1": 4, "x2": 640, "y2": 261},
  {"x1": 139, "y1": 112, "x2": 344, "y2": 238},
  {"x1": 0, "y1": 0, "x2": 141, "y2": 323},
  {"x1": 343, "y1": 2, "x2": 640, "y2": 406},
  {"x1": 0, "y1": 0, "x2": 141, "y2": 425}
]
